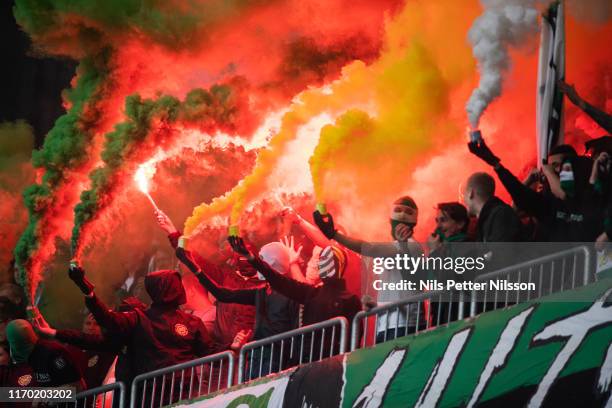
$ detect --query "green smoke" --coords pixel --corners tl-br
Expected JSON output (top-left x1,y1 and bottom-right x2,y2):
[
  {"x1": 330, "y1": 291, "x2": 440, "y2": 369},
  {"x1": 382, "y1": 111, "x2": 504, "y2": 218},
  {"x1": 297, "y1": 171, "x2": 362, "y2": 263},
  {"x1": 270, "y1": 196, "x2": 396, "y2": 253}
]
[
  {"x1": 13, "y1": 0, "x2": 272, "y2": 56},
  {"x1": 13, "y1": 54, "x2": 109, "y2": 300},
  {"x1": 71, "y1": 84, "x2": 238, "y2": 254}
]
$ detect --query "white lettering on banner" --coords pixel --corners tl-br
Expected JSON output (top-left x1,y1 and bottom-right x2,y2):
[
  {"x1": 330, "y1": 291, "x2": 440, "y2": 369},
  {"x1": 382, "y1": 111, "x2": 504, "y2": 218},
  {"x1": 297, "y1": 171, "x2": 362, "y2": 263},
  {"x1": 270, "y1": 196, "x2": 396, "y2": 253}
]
[
  {"x1": 467, "y1": 307, "x2": 535, "y2": 408},
  {"x1": 597, "y1": 342, "x2": 612, "y2": 408},
  {"x1": 173, "y1": 374, "x2": 291, "y2": 408},
  {"x1": 351, "y1": 349, "x2": 407, "y2": 408},
  {"x1": 528, "y1": 288, "x2": 612, "y2": 408},
  {"x1": 414, "y1": 328, "x2": 472, "y2": 408}
]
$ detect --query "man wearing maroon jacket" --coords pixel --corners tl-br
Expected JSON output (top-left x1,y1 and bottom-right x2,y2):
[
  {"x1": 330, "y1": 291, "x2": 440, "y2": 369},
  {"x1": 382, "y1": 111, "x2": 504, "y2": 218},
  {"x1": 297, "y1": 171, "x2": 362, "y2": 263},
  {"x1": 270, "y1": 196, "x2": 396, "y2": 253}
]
[
  {"x1": 67, "y1": 264, "x2": 213, "y2": 405},
  {"x1": 33, "y1": 297, "x2": 146, "y2": 407},
  {"x1": 62, "y1": 313, "x2": 115, "y2": 389}
]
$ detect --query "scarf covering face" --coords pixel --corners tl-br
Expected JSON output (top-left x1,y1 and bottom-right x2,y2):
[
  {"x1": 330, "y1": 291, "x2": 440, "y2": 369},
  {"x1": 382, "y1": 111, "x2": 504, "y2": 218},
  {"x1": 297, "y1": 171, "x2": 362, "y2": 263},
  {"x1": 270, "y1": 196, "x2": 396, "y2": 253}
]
[
  {"x1": 390, "y1": 196, "x2": 418, "y2": 239},
  {"x1": 318, "y1": 246, "x2": 347, "y2": 280},
  {"x1": 6, "y1": 319, "x2": 38, "y2": 364}
]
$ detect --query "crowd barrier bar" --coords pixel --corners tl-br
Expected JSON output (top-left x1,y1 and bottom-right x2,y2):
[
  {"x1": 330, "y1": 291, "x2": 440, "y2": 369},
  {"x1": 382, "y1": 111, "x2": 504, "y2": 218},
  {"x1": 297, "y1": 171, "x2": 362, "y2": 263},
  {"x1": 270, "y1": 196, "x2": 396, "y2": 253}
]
[
  {"x1": 62, "y1": 381, "x2": 126, "y2": 408},
  {"x1": 350, "y1": 290, "x2": 462, "y2": 351},
  {"x1": 129, "y1": 351, "x2": 234, "y2": 408},
  {"x1": 237, "y1": 317, "x2": 348, "y2": 384},
  {"x1": 469, "y1": 245, "x2": 592, "y2": 317}
]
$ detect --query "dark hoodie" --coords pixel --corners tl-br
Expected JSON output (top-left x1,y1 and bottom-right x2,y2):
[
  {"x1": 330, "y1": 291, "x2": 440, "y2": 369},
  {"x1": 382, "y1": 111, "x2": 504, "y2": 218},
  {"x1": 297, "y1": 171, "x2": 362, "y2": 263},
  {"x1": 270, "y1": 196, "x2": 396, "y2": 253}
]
[
  {"x1": 249, "y1": 256, "x2": 361, "y2": 358},
  {"x1": 84, "y1": 270, "x2": 213, "y2": 376},
  {"x1": 495, "y1": 156, "x2": 603, "y2": 242},
  {"x1": 56, "y1": 297, "x2": 146, "y2": 391}
]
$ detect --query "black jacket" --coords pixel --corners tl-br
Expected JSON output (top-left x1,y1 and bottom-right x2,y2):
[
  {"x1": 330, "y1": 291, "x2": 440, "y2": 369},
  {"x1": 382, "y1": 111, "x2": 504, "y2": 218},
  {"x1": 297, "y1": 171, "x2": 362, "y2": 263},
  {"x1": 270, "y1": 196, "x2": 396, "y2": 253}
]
[
  {"x1": 477, "y1": 196, "x2": 522, "y2": 242},
  {"x1": 191, "y1": 267, "x2": 299, "y2": 341},
  {"x1": 495, "y1": 164, "x2": 603, "y2": 242},
  {"x1": 249, "y1": 257, "x2": 361, "y2": 332}
]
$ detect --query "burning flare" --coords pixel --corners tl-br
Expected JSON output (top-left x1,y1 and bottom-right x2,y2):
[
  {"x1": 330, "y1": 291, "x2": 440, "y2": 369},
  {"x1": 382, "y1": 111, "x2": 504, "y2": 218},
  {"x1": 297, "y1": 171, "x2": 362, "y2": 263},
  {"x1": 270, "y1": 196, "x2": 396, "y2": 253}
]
[{"x1": 135, "y1": 161, "x2": 159, "y2": 211}]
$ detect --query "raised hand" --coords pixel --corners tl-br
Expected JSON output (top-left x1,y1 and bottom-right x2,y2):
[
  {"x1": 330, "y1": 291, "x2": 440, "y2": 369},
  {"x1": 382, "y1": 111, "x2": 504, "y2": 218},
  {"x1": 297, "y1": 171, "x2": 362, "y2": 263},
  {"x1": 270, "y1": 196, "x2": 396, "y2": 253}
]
[
  {"x1": 394, "y1": 223, "x2": 413, "y2": 242},
  {"x1": 467, "y1": 138, "x2": 500, "y2": 166},
  {"x1": 31, "y1": 312, "x2": 56, "y2": 338},
  {"x1": 154, "y1": 209, "x2": 178, "y2": 235},
  {"x1": 228, "y1": 236, "x2": 253, "y2": 259},
  {"x1": 558, "y1": 80, "x2": 583, "y2": 107},
  {"x1": 280, "y1": 207, "x2": 301, "y2": 224},
  {"x1": 313, "y1": 210, "x2": 337, "y2": 239},
  {"x1": 280, "y1": 235, "x2": 303, "y2": 264},
  {"x1": 68, "y1": 262, "x2": 94, "y2": 295}
]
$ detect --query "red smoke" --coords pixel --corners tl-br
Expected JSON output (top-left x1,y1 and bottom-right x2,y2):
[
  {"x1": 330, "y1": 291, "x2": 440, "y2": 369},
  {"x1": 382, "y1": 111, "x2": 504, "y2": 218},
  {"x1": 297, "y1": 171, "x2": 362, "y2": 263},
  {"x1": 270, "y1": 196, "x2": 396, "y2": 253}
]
[{"x1": 9, "y1": 0, "x2": 611, "y2": 324}]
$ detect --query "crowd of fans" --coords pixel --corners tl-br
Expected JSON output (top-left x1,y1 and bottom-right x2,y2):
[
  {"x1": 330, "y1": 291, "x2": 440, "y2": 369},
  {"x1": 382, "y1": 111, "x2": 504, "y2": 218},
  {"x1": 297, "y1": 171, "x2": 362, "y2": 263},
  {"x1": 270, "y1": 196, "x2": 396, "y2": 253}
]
[{"x1": 0, "y1": 81, "x2": 610, "y2": 404}]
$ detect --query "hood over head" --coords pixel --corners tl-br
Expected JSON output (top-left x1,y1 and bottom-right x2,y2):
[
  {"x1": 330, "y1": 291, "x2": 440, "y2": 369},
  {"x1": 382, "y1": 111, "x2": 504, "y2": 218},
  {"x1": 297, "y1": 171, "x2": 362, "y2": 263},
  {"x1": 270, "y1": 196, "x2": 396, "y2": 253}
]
[{"x1": 145, "y1": 270, "x2": 186, "y2": 307}]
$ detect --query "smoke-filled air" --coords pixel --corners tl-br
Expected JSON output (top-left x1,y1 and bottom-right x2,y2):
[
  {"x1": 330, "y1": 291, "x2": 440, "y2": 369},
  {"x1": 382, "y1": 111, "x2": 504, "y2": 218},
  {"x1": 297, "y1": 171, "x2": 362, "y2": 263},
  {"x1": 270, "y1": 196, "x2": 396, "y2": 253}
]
[{"x1": 2, "y1": 0, "x2": 611, "y2": 325}]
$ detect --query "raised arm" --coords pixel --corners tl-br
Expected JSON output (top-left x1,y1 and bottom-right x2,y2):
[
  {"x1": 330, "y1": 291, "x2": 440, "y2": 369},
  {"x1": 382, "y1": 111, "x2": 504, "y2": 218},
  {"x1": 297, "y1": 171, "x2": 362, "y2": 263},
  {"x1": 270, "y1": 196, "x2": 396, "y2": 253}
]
[
  {"x1": 228, "y1": 236, "x2": 315, "y2": 304},
  {"x1": 32, "y1": 313, "x2": 122, "y2": 352},
  {"x1": 494, "y1": 164, "x2": 550, "y2": 219},
  {"x1": 311, "y1": 209, "x2": 403, "y2": 257},
  {"x1": 175, "y1": 247, "x2": 258, "y2": 305},
  {"x1": 55, "y1": 329, "x2": 123, "y2": 352},
  {"x1": 282, "y1": 207, "x2": 332, "y2": 248},
  {"x1": 312, "y1": 210, "x2": 370, "y2": 255},
  {"x1": 85, "y1": 293, "x2": 138, "y2": 335},
  {"x1": 68, "y1": 263, "x2": 138, "y2": 334},
  {"x1": 559, "y1": 81, "x2": 612, "y2": 134},
  {"x1": 468, "y1": 138, "x2": 550, "y2": 219}
]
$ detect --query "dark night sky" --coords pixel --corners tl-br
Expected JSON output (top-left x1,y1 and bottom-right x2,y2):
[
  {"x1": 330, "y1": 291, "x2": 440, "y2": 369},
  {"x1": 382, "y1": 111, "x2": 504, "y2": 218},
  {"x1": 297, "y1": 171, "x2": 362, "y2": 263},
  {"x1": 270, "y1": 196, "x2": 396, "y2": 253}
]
[{"x1": 0, "y1": 0, "x2": 76, "y2": 148}]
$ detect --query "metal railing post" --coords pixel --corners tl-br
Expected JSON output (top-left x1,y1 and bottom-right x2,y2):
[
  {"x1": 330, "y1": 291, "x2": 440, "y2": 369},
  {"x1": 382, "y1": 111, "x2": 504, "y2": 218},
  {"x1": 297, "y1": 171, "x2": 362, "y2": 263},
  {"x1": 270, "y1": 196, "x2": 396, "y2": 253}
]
[
  {"x1": 350, "y1": 311, "x2": 365, "y2": 351},
  {"x1": 458, "y1": 291, "x2": 465, "y2": 320}
]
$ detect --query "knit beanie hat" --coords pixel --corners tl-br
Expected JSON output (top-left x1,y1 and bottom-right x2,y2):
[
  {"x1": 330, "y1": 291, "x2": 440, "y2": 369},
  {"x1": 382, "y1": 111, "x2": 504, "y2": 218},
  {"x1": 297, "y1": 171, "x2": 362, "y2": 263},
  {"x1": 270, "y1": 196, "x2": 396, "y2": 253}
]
[{"x1": 318, "y1": 246, "x2": 347, "y2": 280}]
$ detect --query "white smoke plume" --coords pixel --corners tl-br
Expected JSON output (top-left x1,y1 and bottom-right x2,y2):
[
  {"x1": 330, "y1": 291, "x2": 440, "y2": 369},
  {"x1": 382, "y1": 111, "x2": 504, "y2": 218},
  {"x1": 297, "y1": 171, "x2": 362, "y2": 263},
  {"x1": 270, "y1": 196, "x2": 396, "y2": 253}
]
[{"x1": 466, "y1": 0, "x2": 540, "y2": 128}]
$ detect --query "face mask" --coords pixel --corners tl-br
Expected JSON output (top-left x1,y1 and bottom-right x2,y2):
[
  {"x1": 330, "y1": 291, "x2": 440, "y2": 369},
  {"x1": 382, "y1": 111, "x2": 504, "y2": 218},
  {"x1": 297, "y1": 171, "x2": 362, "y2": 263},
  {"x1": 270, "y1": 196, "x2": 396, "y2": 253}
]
[{"x1": 559, "y1": 161, "x2": 575, "y2": 197}]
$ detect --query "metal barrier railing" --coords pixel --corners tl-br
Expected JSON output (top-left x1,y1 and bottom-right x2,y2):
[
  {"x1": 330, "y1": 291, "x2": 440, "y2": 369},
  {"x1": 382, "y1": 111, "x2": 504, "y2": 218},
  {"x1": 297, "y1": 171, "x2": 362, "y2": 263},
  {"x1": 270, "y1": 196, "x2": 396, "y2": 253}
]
[
  {"x1": 237, "y1": 317, "x2": 348, "y2": 384},
  {"x1": 79, "y1": 247, "x2": 593, "y2": 407},
  {"x1": 350, "y1": 290, "x2": 468, "y2": 351},
  {"x1": 58, "y1": 382, "x2": 126, "y2": 408},
  {"x1": 129, "y1": 351, "x2": 235, "y2": 408},
  {"x1": 469, "y1": 245, "x2": 592, "y2": 317},
  {"x1": 352, "y1": 246, "x2": 593, "y2": 351}
]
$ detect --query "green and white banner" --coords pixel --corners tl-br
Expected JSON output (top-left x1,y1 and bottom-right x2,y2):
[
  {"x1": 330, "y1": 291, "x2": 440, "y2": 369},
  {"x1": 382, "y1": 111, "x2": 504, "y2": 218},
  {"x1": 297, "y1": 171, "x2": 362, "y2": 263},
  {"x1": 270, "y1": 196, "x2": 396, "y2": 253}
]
[{"x1": 178, "y1": 279, "x2": 612, "y2": 407}]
